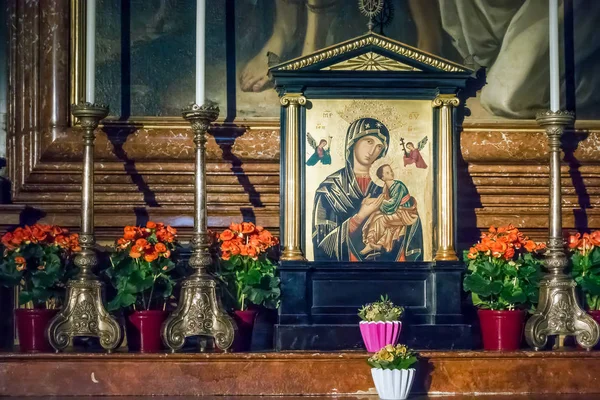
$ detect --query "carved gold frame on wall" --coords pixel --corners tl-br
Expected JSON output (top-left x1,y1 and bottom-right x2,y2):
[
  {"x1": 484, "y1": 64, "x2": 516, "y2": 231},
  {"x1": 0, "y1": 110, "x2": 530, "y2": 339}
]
[{"x1": 69, "y1": 0, "x2": 187, "y2": 127}]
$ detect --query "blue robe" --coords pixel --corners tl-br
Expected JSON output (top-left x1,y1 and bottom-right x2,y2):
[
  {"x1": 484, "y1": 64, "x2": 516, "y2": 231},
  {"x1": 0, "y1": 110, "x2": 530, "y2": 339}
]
[
  {"x1": 312, "y1": 170, "x2": 423, "y2": 262},
  {"x1": 306, "y1": 148, "x2": 331, "y2": 166}
]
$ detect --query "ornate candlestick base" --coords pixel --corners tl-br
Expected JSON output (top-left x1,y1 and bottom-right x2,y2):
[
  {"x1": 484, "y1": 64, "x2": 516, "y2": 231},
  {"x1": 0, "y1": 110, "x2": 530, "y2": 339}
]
[
  {"x1": 47, "y1": 103, "x2": 122, "y2": 352},
  {"x1": 162, "y1": 103, "x2": 235, "y2": 352},
  {"x1": 524, "y1": 110, "x2": 599, "y2": 350}
]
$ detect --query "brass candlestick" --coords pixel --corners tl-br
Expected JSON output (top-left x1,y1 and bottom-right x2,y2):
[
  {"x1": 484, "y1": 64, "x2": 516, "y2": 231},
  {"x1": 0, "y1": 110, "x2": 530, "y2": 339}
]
[
  {"x1": 162, "y1": 103, "x2": 235, "y2": 352},
  {"x1": 525, "y1": 110, "x2": 599, "y2": 350},
  {"x1": 47, "y1": 103, "x2": 122, "y2": 352}
]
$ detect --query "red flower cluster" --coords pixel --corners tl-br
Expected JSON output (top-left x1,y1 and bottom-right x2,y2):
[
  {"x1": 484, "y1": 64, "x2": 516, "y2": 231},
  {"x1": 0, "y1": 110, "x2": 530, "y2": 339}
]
[
  {"x1": 116, "y1": 222, "x2": 177, "y2": 263},
  {"x1": 218, "y1": 222, "x2": 278, "y2": 261},
  {"x1": 467, "y1": 224, "x2": 546, "y2": 261},
  {"x1": 568, "y1": 231, "x2": 600, "y2": 255},
  {"x1": 1, "y1": 224, "x2": 80, "y2": 253}
]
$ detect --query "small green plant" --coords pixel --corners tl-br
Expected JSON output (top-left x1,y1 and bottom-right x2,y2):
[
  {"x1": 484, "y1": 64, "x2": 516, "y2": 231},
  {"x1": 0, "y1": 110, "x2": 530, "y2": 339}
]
[
  {"x1": 463, "y1": 225, "x2": 545, "y2": 311},
  {"x1": 358, "y1": 295, "x2": 404, "y2": 321},
  {"x1": 0, "y1": 224, "x2": 79, "y2": 308},
  {"x1": 217, "y1": 222, "x2": 280, "y2": 310},
  {"x1": 569, "y1": 232, "x2": 600, "y2": 310},
  {"x1": 367, "y1": 344, "x2": 417, "y2": 370},
  {"x1": 103, "y1": 222, "x2": 180, "y2": 311}
]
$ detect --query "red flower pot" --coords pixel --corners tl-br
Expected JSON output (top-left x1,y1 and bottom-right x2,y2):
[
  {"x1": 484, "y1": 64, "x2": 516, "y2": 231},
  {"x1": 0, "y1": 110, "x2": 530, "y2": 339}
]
[
  {"x1": 15, "y1": 308, "x2": 58, "y2": 353},
  {"x1": 127, "y1": 310, "x2": 169, "y2": 353},
  {"x1": 232, "y1": 309, "x2": 258, "y2": 352},
  {"x1": 478, "y1": 309, "x2": 525, "y2": 351}
]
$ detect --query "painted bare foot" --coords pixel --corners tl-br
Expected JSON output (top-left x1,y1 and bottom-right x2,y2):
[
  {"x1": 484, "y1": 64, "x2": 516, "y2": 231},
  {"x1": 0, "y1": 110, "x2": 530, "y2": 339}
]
[
  {"x1": 239, "y1": 43, "x2": 283, "y2": 92},
  {"x1": 360, "y1": 244, "x2": 374, "y2": 255},
  {"x1": 240, "y1": 0, "x2": 300, "y2": 92}
]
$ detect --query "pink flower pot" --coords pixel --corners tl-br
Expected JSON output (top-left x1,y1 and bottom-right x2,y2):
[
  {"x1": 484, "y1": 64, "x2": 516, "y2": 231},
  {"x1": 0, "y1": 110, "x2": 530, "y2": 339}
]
[{"x1": 359, "y1": 321, "x2": 402, "y2": 352}]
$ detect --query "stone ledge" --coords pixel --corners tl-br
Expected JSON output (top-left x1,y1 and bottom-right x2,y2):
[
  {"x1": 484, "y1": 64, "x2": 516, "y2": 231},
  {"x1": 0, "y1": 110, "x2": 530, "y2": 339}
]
[{"x1": 1, "y1": 350, "x2": 599, "y2": 396}]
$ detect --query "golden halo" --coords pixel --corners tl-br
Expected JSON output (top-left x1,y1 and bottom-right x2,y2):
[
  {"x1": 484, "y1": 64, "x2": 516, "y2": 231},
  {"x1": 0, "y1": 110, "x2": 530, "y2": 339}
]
[
  {"x1": 337, "y1": 100, "x2": 405, "y2": 132},
  {"x1": 369, "y1": 157, "x2": 397, "y2": 187}
]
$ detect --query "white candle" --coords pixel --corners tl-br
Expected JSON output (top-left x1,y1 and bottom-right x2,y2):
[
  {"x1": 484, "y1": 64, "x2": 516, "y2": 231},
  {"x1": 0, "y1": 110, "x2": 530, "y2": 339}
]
[
  {"x1": 85, "y1": 0, "x2": 96, "y2": 104},
  {"x1": 549, "y1": 0, "x2": 560, "y2": 112},
  {"x1": 195, "y1": 0, "x2": 205, "y2": 106}
]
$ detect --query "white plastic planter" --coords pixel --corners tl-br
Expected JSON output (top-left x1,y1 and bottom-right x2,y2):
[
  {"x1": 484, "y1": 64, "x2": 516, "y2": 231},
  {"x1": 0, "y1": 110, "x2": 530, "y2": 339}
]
[{"x1": 371, "y1": 368, "x2": 416, "y2": 400}]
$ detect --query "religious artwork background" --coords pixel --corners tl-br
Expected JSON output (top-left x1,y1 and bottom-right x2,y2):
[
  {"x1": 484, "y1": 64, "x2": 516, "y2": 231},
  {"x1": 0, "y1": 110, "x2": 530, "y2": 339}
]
[
  {"x1": 304, "y1": 99, "x2": 434, "y2": 262},
  {"x1": 94, "y1": 0, "x2": 600, "y2": 121}
]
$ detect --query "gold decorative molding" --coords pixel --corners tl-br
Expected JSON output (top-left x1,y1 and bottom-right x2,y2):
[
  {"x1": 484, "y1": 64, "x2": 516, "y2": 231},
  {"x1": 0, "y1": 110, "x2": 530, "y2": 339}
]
[
  {"x1": 323, "y1": 52, "x2": 420, "y2": 72},
  {"x1": 432, "y1": 95, "x2": 461, "y2": 108},
  {"x1": 433, "y1": 95, "x2": 460, "y2": 261},
  {"x1": 272, "y1": 32, "x2": 472, "y2": 73},
  {"x1": 280, "y1": 93, "x2": 306, "y2": 261}
]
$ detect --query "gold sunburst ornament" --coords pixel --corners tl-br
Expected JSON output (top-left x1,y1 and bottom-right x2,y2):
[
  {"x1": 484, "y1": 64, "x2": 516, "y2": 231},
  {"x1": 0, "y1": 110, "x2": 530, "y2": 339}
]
[{"x1": 359, "y1": 0, "x2": 384, "y2": 31}]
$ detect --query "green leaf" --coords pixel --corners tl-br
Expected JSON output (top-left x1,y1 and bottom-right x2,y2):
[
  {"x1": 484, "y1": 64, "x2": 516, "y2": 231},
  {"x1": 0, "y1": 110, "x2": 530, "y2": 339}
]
[
  {"x1": 501, "y1": 285, "x2": 527, "y2": 305},
  {"x1": 580, "y1": 276, "x2": 600, "y2": 297},
  {"x1": 463, "y1": 274, "x2": 491, "y2": 296},
  {"x1": 395, "y1": 356, "x2": 418, "y2": 370},
  {"x1": 591, "y1": 249, "x2": 600, "y2": 267},
  {"x1": 32, "y1": 271, "x2": 57, "y2": 288},
  {"x1": 470, "y1": 293, "x2": 486, "y2": 308},
  {"x1": 107, "y1": 292, "x2": 137, "y2": 311},
  {"x1": 147, "y1": 233, "x2": 158, "y2": 244},
  {"x1": 245, "y1": 269, "x2": 262, "y2": 286},
  {"x1": 519, "y1": 265, "x2": 537, "y2": 278},
  {"x1": 488, "y1": 281, "x2": 503, "y2": 295},
  {"x1": 504, "y1": 263, "x2": 518, "y2": 278},
  {"x1": 480, "y1": 261, "x2": 500, "y2": 278},
  {"x1": 21, "y1": 244, "x2": 44, "y2": 260},
  {"x1": 245, "y1": 288, "x2": 267, "y2": 305},
  {"x1": 19, "y1": 291, "x2": 33, "y2": 306},
  {"x1": 31, "y1": 287, "x2": 52, "y2": 305}
]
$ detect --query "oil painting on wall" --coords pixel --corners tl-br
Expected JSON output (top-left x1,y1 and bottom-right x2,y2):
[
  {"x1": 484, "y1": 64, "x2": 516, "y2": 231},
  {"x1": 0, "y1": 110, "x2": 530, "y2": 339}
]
[
  {"x1": 304, "y1": 99, "x2": 434, "y2": 262},
  {"x1": 95, "y1": 0, "x2": 600, "y2": 120}
]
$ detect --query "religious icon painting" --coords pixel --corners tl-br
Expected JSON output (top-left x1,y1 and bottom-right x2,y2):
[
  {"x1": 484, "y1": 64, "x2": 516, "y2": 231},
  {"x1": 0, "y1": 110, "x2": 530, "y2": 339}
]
[
  {"x1": 271, "y1": 29, "x2": 477, "y2": 351},
  {"x1": 304, "y1": 99, "x2": 434, "y2": 262},
  {"x1": 272, "y1": 31, "x2": 475, "y2": 268}
]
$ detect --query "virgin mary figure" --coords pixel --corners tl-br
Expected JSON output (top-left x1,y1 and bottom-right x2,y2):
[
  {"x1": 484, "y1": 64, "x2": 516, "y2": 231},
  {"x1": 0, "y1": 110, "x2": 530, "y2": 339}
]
[{"x1": 312, "y1": 117, "x2": 423, "y2": 262}]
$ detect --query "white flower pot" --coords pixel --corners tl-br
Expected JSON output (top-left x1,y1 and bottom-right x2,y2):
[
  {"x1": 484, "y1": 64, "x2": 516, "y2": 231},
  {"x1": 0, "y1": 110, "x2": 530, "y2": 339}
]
[{"x1": 371, "y1": 368, "x2": 416, "y2": 400}]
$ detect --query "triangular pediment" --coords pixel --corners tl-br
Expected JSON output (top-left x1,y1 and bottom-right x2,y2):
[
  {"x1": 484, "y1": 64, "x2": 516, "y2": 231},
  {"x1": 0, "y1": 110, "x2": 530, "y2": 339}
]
[
  {"x1": 270, "y1": 32, "x2": 472, "y2": 74},
  {"x1": 322, "y1": 52, "x2": 421, "y2": 72}
]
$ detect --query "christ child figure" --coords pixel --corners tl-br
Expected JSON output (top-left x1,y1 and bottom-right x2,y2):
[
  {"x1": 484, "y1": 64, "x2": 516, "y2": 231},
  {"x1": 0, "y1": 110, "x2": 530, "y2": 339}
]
[
  {"x1": 403, "y1": 142, "x2": 427, "y2": 169},
  {"x1": 360, "y1": 164, "x2": 419, "y2": 255}
]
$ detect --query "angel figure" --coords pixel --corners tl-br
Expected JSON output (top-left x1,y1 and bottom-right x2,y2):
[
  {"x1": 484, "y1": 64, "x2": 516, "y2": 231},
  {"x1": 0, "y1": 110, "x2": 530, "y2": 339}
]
[
  {"x1": 403, "y1": 136, "x2": 428, "y2": 169},
  {"x1": 306, "y1": 132, "x2": 332, "y2": 166}
]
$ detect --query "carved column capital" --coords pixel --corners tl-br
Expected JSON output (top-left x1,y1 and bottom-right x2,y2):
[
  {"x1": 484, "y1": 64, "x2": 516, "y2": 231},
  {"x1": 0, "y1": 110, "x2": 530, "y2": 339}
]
[
  {"x1": 432, "y1": 95, "x2": 460, "y2": 108},
  {"x1": 280, "y1": 93, "x2": 307, "y2": 107}
]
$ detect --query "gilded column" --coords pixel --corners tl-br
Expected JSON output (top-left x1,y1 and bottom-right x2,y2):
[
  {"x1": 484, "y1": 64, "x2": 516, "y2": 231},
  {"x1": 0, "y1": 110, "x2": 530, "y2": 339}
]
[
  {"x1": 280, "y1": 93, "x2": 306, "y2": 261},
  {"x1": 432, "y1": 94, "x2": 460, "y2": 261}
]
